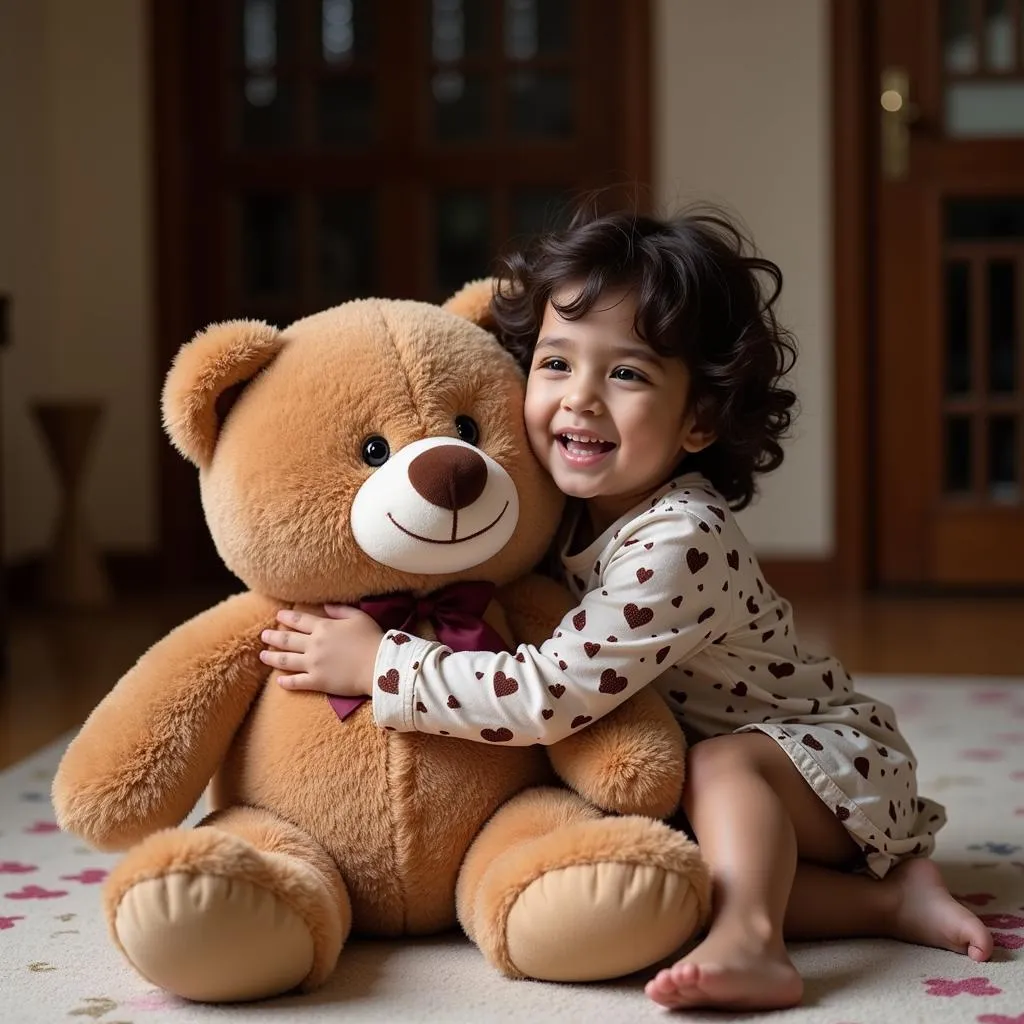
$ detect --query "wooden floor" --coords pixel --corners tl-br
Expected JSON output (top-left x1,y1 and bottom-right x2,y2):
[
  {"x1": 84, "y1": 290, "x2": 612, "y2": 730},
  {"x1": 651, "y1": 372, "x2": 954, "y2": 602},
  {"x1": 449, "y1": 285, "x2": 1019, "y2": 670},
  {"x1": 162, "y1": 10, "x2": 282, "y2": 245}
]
[{"x1": 1, "y1": 588, "x2": 1022, "y2": 772}]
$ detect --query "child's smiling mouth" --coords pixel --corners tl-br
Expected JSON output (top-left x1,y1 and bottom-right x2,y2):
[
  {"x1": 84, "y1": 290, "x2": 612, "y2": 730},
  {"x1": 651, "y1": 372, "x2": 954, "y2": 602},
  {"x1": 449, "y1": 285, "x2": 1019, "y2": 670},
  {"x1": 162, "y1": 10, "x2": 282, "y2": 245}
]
[{"x1": 557, "y1": 432, "x2": 617, "y2": 464}]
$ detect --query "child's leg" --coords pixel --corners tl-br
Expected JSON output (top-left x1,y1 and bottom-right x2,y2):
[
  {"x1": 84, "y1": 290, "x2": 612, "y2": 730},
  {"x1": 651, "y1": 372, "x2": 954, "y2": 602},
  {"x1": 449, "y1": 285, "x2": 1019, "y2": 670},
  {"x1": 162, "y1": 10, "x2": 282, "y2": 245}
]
[
  {"x1": 785, "y1": 857, "x2": 991, "y2": 958},
  {"x1": 645, "y1": 731, "x2": 988, "y2": 1012},
  {"x1": 646, "y1": 732, "x2": 831, "y2": 1010}
]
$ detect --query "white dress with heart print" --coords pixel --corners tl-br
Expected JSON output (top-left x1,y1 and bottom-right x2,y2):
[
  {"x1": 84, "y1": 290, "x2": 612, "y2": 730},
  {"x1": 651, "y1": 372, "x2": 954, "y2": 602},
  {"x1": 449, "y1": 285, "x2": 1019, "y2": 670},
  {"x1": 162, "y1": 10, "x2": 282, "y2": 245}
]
[{"x1": 371, "y1": 471, "x2": 945, "y2": 878}]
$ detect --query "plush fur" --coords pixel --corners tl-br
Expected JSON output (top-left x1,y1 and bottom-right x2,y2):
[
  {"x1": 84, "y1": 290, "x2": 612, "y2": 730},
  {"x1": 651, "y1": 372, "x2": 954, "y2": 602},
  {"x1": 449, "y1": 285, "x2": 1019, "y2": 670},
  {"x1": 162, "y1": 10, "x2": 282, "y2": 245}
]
[{"x1": 52, "y1": 280, "x2": 709, "y2": 1003}]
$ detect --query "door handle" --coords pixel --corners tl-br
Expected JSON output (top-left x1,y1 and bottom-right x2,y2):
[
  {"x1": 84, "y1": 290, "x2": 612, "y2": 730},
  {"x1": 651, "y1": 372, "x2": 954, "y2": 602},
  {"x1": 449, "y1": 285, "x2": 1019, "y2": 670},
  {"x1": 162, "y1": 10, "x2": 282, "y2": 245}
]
[{"x1": 880, "y1": 67, "x2": 920, "y2": 181}]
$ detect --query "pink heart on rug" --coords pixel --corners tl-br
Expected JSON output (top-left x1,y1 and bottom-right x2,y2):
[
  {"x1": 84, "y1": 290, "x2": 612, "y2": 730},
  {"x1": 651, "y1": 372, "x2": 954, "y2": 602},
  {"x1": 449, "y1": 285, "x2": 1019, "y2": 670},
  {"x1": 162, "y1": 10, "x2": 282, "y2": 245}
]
[
  {"x1": 5, "y1": 884, "x2": 68, "y2": 900},
  {"x1": 992, "y1": 932, "x2": 1024, "y2": 949},
  {"x1": 0, "y1": 862, "x2": 37, "y2": 874},
  {"x1": 974, "y1": 690, "x2": 1012, "y2": 704},
  {"x1": 59, "y1": 869, "x2": 107, "y2": 885},
  {"x1": 923, "y1": 977, "x2": 1001, "y2": 997},
  {"x1": 127, "y1": 991, "x2": 180, "y2": 1011},
  {"x1": 0, "y1": 916, "x2": 25, "y2": 930},
  {"x1": 980, "y1": 913, "x2": 1024, "y2": 929},
  {"x1": 23, "y1": 821, "x2": 60, "y2": 834},
  {"x1": 978, "y1": 1013, "x2": 1024, "y2": 1024}
]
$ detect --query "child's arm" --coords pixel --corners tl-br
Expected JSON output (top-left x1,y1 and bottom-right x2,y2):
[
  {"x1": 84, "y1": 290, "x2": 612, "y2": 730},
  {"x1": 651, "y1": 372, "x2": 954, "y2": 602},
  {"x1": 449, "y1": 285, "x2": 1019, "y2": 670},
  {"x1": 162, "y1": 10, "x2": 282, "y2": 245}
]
[{"x1": 372, "y1": 511, "x2": 729, "y2": 745}]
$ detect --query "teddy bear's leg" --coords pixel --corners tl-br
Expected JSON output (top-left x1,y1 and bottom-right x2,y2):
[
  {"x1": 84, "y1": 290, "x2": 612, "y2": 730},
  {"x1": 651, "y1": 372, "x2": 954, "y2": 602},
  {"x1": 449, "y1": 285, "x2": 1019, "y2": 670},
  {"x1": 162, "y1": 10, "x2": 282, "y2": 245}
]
[
  {"x1": 103, "y1": 805, "x2": 351, "y2": 1002},
  {"x1": 457, "y1": 786, "x2": 709, "y2": 983}
]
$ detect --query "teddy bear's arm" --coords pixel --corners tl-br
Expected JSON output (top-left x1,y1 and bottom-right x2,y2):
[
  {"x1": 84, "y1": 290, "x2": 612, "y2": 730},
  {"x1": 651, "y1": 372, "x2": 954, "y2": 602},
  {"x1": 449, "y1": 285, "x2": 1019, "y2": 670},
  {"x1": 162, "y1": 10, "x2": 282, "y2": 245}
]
[
  {"x1": 495, "y1": 574, "x2": 575, "y2": 650},
  {"x1": 545, "y1": 687, "x2": 687, "y2": 819},
  {"x1": 52, "y1": 591, "x2": 279, "y2": 852},
  {"x1": 497, "y1": 573, "x2": 687, "y2": 820}
]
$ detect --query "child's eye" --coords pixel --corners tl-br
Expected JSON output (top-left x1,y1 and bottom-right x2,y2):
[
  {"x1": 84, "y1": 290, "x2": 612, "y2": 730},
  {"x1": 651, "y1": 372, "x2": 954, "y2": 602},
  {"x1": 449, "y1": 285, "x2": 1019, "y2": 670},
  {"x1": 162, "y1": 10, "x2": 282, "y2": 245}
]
[
  {"x1": 539, "y1": 357, "x2": 569, "y2": 372},
  {"x1": 612, "y1": 367, "x2": 646, "y2": 382}
]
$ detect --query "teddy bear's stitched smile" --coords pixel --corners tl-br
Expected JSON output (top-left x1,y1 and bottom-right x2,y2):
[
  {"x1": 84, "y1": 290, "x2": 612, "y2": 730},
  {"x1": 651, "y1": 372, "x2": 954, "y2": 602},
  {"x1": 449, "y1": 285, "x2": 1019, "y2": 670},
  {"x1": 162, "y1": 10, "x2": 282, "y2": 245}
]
[{"x1": 386, "y1": 501, "x2": 510, "y2": 544}]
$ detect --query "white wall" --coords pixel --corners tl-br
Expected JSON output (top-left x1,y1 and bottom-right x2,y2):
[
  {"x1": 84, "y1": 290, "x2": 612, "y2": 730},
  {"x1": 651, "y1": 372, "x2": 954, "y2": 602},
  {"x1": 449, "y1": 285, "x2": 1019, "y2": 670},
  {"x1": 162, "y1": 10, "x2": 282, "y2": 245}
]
[
  {"x1": 1, "y1": 1, "x2": 831, "y2": 563},
  {"x1": 654, "y1": 0, "x2": 833, "y2": 556},
  {"x1": 0, "y1": 0, "x2": 154, "y2": 561}
]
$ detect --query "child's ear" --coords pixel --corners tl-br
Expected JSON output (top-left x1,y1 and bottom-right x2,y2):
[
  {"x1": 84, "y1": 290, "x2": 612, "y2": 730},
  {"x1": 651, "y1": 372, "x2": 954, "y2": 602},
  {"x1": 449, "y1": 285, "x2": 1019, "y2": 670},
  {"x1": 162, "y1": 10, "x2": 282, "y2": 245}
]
[
  {"x1": 681, "y1": 403, "x2": 717, "y2": 453},
  {"x1": 162, "y1": 319, "x2": 284, "y2": 468},
  {"x1": 682, "y1": 428, "x2": 716, "y2": 454}
]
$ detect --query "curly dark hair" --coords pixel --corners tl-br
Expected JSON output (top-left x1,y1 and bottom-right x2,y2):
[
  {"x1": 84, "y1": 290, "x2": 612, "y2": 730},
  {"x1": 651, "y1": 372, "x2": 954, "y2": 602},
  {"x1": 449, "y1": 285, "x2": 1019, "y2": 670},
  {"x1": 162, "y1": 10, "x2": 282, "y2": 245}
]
[{"x1": 490, "y1": 206, "x2": 798, "y2": 510}]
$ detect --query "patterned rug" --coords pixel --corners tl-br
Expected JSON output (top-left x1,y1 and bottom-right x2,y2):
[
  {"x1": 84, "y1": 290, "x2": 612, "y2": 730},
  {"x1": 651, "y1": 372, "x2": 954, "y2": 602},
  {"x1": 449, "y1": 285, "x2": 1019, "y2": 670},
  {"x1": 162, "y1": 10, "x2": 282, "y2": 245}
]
[{"x1": 1, "y1": 676, "x2": 1023, "y2": 1024}]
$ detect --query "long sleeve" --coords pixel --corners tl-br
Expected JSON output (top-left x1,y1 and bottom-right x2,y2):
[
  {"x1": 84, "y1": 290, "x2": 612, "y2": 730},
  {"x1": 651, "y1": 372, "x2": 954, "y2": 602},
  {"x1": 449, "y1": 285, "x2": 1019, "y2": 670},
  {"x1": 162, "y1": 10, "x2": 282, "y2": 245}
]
[{"x1": 371, "y1": 507, "x2": 730, "y2": 745}]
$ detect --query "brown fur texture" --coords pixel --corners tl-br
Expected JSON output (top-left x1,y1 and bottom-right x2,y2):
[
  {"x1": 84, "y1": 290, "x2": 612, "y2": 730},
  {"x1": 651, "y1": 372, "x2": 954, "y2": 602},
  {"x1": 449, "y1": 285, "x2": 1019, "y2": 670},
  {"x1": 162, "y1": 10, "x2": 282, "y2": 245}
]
[
  {"x1": 443, "y1": 277, "x2": 498, "y2": 329},
  {"x1": 461, "y1": 791, "x2": 709, "y2": 979},
  {"x1": 52, "y1": 280, "x2": 707, "y2": 1002}
]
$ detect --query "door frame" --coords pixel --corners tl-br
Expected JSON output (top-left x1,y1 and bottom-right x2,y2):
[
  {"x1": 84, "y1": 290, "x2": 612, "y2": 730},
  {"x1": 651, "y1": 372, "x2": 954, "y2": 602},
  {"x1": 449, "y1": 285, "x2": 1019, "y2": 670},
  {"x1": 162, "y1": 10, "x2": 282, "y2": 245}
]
[
  {"x1": 830, "y1": 0, "x2": 874, "y2": 592},
  {"x1": 151, "y1": 0, "x2": 212, "y2": 587}
]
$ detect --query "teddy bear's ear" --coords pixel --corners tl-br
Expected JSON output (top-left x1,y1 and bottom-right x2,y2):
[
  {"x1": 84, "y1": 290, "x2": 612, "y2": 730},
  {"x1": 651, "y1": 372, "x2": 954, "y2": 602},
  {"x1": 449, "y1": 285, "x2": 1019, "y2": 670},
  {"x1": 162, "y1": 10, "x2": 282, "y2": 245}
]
[
  {"x1": 161, "y1": 319, "x2": 284, "y2": 468},
  {"x1": 442, "y1": 278, "x2": 498, "y2": 331}
]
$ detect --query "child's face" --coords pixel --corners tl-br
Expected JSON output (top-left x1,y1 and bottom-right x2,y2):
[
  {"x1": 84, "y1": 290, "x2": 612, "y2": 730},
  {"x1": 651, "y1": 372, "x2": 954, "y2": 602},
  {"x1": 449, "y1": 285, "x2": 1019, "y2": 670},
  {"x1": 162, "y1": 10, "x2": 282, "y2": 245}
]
[{"x1": 524, "y1": 284, "x2": 713, "y2": 528}]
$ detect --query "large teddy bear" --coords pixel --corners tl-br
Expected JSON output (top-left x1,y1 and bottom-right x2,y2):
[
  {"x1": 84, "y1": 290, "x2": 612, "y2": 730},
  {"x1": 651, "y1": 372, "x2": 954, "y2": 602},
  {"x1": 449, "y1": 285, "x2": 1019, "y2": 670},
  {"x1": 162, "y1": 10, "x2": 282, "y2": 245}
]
[{"x1": 52, "y1": 282, "x2": 709, "y2": 1003}]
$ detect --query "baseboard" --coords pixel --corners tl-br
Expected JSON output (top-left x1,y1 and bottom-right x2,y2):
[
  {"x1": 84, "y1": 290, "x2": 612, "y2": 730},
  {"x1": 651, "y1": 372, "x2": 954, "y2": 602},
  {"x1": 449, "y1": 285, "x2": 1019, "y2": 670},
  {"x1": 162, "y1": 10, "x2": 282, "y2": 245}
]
[{"x1": 759, "y1": 557, "x2": 836, "y2": 597}]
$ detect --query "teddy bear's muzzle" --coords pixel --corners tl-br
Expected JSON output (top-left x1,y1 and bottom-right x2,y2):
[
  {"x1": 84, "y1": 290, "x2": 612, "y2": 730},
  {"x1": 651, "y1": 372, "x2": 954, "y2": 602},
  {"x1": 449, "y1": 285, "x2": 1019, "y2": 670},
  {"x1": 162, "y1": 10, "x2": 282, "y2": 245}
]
[{"x1": 351, "y1": 436, "x2": 520, "y2": 575}]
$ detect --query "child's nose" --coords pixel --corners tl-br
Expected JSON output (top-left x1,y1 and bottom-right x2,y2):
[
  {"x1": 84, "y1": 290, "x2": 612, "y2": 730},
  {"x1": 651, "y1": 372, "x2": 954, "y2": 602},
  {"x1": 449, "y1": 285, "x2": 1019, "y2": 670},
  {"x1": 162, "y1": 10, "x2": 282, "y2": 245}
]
[{"x1": 561, "y1": 386, "x2": 603, "y2": 415}]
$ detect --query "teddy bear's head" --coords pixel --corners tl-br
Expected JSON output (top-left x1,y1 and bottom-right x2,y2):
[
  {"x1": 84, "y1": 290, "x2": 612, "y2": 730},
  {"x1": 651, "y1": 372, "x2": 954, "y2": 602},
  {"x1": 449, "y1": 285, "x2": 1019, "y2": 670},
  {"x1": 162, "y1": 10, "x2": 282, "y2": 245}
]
[{"x1": 161, "y1": 282, "x2": 564, "y2": 603}]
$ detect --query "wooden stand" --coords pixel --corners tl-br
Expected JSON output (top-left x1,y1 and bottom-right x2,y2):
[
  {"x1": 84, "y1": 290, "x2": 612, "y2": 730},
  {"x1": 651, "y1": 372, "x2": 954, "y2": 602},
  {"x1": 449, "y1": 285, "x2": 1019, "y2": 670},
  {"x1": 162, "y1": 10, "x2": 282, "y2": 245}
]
[{"x1": 32, "y1": 400, "x2": 112, "y2": 608}]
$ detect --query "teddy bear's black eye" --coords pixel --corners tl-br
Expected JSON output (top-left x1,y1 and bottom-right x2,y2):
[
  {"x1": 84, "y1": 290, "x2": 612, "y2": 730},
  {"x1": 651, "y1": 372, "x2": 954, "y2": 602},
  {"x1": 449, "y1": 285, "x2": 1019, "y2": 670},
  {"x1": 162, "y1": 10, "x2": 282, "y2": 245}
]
[
  {"x1": 455, "y1": 415, "x2": 480, "y2": 446},
  {"x1": 361, "y1": 435, "x2": 390, "y2": 467}
]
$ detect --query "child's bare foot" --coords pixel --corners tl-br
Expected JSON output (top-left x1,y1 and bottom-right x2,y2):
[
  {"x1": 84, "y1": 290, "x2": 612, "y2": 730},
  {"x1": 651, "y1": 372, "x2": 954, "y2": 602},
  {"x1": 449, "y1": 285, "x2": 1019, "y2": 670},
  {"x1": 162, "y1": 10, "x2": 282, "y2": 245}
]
[
  {"x1": 645, "y1": 925, "x2": 803, "y2": 1011},
  {"x1": 888, "y1": 857, "x2": 993, "y2": 962}
]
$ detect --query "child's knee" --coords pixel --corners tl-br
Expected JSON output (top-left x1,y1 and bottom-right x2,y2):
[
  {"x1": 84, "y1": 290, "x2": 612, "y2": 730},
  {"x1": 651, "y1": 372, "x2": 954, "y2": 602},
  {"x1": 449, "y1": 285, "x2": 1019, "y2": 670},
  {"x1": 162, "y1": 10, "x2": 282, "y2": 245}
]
[{"x1": 682, "y1": 732, "x2": 778, "y2": 808}]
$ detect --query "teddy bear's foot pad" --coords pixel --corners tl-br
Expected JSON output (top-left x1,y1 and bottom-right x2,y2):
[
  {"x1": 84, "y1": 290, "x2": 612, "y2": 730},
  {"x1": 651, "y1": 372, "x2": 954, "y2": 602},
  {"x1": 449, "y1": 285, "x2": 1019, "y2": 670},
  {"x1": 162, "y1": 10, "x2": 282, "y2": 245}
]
[
  {"x1": 115, "y1": 872, "x2": 315, "y2": 1002},
  {"x1": 505, "y1": 859, "x2": 701, "y2": 981}
]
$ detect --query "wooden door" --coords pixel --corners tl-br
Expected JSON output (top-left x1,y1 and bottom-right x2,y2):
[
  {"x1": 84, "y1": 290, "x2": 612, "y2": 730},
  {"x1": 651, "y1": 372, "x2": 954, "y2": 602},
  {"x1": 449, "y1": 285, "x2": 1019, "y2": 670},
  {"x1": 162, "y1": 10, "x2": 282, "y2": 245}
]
[
  {"x1": 874, "y1": 0, "x2": 1024, "y2": 587},
  {"x1": 153, "y1": 0, "x2": 650, "y2": 585},
  {"x1": 0, "y1": 294, "x2": 6, "y2": 672}
]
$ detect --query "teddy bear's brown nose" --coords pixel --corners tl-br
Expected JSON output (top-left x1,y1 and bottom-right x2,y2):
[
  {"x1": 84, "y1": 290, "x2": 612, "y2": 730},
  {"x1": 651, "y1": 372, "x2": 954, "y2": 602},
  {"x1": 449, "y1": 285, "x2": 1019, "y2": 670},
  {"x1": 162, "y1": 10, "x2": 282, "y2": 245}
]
[{"x1": 408, "y1": 444, "x2": 488, "y2": 511}]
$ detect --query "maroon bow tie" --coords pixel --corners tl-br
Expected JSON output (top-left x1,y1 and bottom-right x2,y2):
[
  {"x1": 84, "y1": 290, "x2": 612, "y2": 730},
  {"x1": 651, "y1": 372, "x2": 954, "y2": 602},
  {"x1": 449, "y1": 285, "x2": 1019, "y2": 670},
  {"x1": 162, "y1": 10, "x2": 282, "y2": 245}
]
[{"x1": 328, "y1": 580, "x2": 511, "y2": 721}]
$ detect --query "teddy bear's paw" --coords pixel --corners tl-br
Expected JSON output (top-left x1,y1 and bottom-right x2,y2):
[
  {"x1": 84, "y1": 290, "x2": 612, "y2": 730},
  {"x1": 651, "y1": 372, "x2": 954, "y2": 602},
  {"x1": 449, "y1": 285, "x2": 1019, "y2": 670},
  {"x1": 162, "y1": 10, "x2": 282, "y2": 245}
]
[
  {"x1": 105, "y1": 827, "x2": 349, "y2": 1002},
  {"x1": 114, "y1": 872, "x2": 315, "y2": 1001},
  {"x1": 473, "y1": 816, "x2": 708, "y2": 982},
  {"x1": 505, "y1": 861, "x2": 699, "y2": 982}
]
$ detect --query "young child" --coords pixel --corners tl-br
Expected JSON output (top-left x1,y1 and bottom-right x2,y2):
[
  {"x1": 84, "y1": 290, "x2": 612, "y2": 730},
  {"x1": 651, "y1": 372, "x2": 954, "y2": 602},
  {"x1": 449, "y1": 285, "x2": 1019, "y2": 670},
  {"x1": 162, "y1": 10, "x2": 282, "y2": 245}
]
[{"x1": 259, "y1": 209, "x2": 992, "y2": 1011}]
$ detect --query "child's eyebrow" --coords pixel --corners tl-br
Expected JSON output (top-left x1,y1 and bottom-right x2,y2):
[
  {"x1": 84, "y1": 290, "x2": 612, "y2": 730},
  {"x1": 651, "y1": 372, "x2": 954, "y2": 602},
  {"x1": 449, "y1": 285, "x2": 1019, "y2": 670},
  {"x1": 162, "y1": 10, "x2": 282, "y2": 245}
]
[
  {"x1": 535, "y1": 335, "x2": 660, "y2": 365},
  {"x1": 610, "y1": 344, "x2": 661, "y2": 364},
  {"x1": 535, "y1": 335, "x2": 572, "y2": 352}
]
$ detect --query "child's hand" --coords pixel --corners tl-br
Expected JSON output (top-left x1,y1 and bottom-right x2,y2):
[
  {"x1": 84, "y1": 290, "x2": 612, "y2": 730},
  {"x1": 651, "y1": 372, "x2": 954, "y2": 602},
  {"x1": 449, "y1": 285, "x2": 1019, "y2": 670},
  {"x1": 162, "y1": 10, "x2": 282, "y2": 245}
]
[{"x1": 259, "y1": 605, "x2": 383, "y2": 697}]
